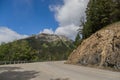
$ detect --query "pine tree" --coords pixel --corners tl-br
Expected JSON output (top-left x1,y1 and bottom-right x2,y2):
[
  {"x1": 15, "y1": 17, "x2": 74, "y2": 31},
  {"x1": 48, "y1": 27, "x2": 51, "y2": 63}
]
[
  {"x1": 74, "y1": 33, "x2": 82, "y2": 47},
  {"x1": 82, "y1": 0, "x2": 120, "y2": 39},
  {"x1": 110, "y1": 0, "x2": 120, "y2": 22}
]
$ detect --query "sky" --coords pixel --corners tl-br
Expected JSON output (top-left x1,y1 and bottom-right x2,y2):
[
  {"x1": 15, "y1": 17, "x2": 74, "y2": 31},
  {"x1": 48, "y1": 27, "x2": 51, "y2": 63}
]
[{"x1": 0, "y1": 0, "x2": 89, "y2": 44}]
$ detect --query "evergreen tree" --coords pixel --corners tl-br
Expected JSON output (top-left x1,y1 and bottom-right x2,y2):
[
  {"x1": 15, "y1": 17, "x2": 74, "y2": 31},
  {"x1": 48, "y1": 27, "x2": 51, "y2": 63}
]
[
  {"x1": 82, "y1": 0, "x2": 120, "y2": 39},
  {"x1": 74, "y1": 33, "x2": 82, "y2": 47},
  {"x1": 110, "y1": 0, "x2": 120, "y2": 22}
]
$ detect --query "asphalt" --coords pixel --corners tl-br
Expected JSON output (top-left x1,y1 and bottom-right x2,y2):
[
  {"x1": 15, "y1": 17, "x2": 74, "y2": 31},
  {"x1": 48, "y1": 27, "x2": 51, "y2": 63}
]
[{"x1": 0, "y1": 61, "x2": 120, "y2": 80}]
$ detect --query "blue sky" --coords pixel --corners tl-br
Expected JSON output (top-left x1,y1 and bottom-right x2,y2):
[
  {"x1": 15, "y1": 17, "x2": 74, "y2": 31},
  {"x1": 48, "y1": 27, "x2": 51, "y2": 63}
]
[
  {"x1": 0, "y1": 0, "x2": 89, "y2": 43},
  {"x1": 0, "y1": 0, "x2": 63, "y2": 35}
]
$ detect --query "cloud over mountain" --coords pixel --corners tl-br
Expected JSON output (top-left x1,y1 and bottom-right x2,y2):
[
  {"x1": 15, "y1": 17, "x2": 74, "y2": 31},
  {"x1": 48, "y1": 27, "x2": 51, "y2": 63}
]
[
  {"x1": 0, "y1": 27, "x2": 28, "y2": 44},
  {"x1": 49, "y1": 0, "x2": 89, "y2": 40},
  {"x1": 40, "y1": 28, "x2": 54, "y2": 34}
]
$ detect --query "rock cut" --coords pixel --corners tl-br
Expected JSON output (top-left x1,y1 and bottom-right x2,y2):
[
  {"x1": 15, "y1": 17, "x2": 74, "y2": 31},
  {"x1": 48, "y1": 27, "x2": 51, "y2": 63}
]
[{"x1": 67, "y1": 22, "x2": 120, "y2": 70}]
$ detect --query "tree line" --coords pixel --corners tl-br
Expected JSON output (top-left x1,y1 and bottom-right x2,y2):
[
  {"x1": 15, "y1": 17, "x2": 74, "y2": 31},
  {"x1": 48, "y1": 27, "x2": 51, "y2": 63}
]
[{"x1": 0, "y1": 39, "x2": 74, "y2": 61}]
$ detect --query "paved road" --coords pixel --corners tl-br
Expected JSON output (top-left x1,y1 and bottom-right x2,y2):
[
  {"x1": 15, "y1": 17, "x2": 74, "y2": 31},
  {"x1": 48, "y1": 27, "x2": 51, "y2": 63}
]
[{"x1": 0, "y1": 61, "x2": 120, "y2": 80}]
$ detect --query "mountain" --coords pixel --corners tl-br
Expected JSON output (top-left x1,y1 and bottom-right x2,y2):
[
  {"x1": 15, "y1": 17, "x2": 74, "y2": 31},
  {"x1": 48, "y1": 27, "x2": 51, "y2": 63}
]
[
  {"x1": 24, "y1": 33, "x2": 73, "y2": 50},
  {"x1": 0, "y1": 33, "x2": 75, "y2": 61},
  {"x1": 67, "y1": 22, "x2": 120, "y2": 71}
]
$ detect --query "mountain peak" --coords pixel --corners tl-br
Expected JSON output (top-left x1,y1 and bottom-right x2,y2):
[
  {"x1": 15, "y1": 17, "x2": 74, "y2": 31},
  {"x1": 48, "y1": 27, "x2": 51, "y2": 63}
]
[{"x1": 34, "y1": 33, "x2": 72, "y2": 42}]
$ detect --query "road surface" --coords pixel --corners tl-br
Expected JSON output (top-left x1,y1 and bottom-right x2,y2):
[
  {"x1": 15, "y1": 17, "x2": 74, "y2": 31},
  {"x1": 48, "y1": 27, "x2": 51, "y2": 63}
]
[{"x1": 0, "y1": 61, "x2": 120, "y2": 80}]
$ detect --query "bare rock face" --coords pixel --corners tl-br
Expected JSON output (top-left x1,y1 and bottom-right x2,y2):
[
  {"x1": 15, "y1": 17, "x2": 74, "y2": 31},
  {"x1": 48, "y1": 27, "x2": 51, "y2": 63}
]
[
  {"x1": 35, "y1": 33, "x2": 72, "y2": 42},
  {"x1": 67, "y1": 22, "x2": 120, "y2": 70}
]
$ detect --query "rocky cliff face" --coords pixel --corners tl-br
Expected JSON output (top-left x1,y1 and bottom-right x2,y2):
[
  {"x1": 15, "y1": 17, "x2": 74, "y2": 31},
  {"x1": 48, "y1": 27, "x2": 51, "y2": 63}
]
[{"x1": 67, "y1": 22, "x2": 120, "y2": 70}]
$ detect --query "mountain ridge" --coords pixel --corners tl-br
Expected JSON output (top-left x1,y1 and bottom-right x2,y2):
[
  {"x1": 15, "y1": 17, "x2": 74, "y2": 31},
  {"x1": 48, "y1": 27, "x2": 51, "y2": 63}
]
[{"x1": 0, "y1": 33, "x2": 75, "y2": 61}]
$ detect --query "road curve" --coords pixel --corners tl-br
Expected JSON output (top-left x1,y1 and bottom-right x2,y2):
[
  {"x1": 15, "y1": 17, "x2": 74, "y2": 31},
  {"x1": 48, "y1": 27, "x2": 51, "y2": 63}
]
[{"x1": 0, "y1": 61, "x2": 120, "y2": 80}]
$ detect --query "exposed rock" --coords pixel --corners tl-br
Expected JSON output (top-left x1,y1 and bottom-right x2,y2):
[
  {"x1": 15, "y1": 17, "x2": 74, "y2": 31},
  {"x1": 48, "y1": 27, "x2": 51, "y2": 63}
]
[
  {"x1": 35, "y1": 33, "x2": 72, "y2": 42},
  {"x1": 67, "y1": 22, "x2": 120, "y2": 70}
]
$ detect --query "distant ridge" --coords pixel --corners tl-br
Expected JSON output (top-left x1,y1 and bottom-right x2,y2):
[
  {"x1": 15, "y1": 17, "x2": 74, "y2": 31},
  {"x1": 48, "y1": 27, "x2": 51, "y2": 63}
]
[{"x1": 0, "y1": 33, "x2": 75, "y2": 61}]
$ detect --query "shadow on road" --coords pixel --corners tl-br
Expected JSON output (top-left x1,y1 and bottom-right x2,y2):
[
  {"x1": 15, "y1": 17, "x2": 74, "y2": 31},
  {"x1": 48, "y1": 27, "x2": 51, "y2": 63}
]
[
  {"x1": 50, "y1": 78, "x2": 69, "y2": 80},
  {"x1": 0, "y1": 67, "x2": 39, "y2": 80}
]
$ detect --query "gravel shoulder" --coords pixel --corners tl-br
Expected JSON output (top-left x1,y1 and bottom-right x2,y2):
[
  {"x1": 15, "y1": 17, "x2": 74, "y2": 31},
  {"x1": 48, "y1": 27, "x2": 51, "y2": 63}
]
[{"x1": 0, "y1": 61, "x2": 120, "y2": 80}]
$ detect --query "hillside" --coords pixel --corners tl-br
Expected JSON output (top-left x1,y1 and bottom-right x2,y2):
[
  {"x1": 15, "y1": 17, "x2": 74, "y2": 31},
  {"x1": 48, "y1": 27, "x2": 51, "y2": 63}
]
[
  {"x1": 67, "y1": 22, "x2": 120, "y2": 71},
  {"x1": 0, "y1": 33, "x2": 75, "y2": 62}
]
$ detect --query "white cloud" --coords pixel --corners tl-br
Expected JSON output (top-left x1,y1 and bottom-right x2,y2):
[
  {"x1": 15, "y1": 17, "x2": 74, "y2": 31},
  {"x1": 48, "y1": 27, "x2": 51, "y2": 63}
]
[
  {"x1": 49, "y1": 0, "x2": 89, "y2": 40},
  {"x1": 55, "y1": 24, "x2": 79, "y2": 39},
  {"x1": 40, "y1": 28, "x2": 54, "y2": 34},
  {"x1": 0, "y1": 27, "x2": 28, "y2": 44}
]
